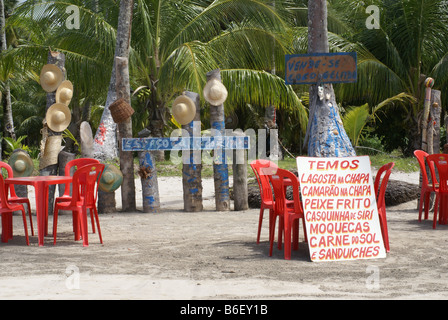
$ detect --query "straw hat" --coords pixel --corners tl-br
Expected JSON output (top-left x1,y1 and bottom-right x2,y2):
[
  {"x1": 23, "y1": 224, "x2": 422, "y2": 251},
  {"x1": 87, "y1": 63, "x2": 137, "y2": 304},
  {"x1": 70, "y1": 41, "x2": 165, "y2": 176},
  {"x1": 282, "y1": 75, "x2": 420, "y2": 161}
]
[
  {"x1": 46, "y1": 103, "x2": 72, "y2": 132},
  {"x1": 203, "y1": 79, "x2": 228, "y2": 106},
  {"x1": 40, "y1": 64, "x2": 64, "y2": 93},
  {"x1": 56, "y1": 80, "x2": 73, "y2": 105},
  {"x1": 109, "y1": 98, "x2": 135, "y2": 123},
  {"x1": 39, "y1": 135, "x2": 63, "y2": 169},
  {"x1": 8, "y1": 150, "x2": 34, "y2": 177},
  {"x1": 171, "y1": 95, "x2": 196, "y2": 125},
  {"x1": 99, "y1": 164, "x2": 123, "y2": 192}
]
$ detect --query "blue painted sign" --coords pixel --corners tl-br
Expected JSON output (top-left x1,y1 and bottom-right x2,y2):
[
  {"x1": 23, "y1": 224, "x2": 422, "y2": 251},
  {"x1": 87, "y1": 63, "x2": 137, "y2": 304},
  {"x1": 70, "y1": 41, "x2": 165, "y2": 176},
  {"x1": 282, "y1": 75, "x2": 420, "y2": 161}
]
[
  {"x1": 285, "y1": 52, "x2": 357, "y2": 85},
  {"x1": 122, "y1": 136, "x2": 250, "y2": 152}
]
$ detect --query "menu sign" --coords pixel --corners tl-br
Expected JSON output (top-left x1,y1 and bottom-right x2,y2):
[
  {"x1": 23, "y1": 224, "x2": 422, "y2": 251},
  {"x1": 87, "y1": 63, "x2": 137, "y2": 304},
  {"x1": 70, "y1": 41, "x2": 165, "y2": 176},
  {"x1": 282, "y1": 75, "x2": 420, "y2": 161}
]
[{"x1": 296, "y1": 156, "x2": 386, "y2": 262}]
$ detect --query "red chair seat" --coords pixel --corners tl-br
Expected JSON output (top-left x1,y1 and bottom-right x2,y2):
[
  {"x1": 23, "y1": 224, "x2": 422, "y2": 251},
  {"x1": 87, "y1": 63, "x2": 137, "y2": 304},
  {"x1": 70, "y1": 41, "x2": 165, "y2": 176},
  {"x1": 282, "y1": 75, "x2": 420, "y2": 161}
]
[
  {"x1": 265, "y1": 168, "x2": 306, "y2": 260},
  {"x1": 53, "y1": 163, "x2": 104, "y2": 246},
  {"x1": 0, "y1": 175, "x2": 29, "y2": 245},
  {"x1": 374, "y1": 162, "x2": 395, "y2": 253},
  {"x1": 414, "y1": 150, "x2": 436, "y2": 222},
  {"x1": 0, "y1": 162, "x2": 34, "y2": 236},
  {"x1": 55, "y1": 158, "x2": 100, "y2": 234}
]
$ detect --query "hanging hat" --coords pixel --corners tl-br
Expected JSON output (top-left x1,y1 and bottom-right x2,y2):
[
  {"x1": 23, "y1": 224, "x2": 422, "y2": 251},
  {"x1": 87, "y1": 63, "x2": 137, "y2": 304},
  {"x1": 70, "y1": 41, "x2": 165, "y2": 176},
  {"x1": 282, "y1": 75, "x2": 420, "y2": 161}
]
[
  {"x1": 99, "y1": 164, "x2": 123, "y2": 192},
  {"x1": 171, "y1": 95, "x2": 196, "y2": 125},
  {"x1": 8, "y1": 150, "x2": 34, "y2": 177},
  {"x1": 203, "y1": 79, "x2": 228, "y2": 106},
  {"x1": 109, "y1": 98, "x2": 135, "y2": 123},
  {"x1": 39, "y1": 135, "x2": 63, "y2": 169},
  {"x1": 46, "y1": 103, "x2": 72, "y2": 132},
  {"x1": 56, "y1": 80, "x2": 73, "y2": 105},
  {"x1": 40, "y1": 64, "x2": 64, "y2": 93}
]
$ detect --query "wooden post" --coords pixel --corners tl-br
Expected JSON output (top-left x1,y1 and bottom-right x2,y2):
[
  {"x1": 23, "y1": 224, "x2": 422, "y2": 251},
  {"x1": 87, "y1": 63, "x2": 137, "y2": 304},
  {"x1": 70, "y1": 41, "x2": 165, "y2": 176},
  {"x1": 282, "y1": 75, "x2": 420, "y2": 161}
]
[
  {"x1": 138, "y1": 129, "x2": 160, "y2": 213},
  {"x1": 232, "y1": 130, "x2": 248, "y2": 211},
  {"x1": 422, "y1": 78, "x2": 434, "y2": 152},
  {"x1": 428, "y1": 90, "x2": 441, "y2": 154},
  {"x1": 40, "y1": 50, "x2": 65, "y2": 216},
  {"x1": 182, "y1": 91, "x2": 203, "y2": 212},
  {"x1": 206, "y1": 69, "x2": 230, "y2": 211},
  {"x1": 304, "y1": 0, "x2": 356, "y2": 157},
  {"x1": 115, "y1": 56, "x2": 136, "y2": 212}
]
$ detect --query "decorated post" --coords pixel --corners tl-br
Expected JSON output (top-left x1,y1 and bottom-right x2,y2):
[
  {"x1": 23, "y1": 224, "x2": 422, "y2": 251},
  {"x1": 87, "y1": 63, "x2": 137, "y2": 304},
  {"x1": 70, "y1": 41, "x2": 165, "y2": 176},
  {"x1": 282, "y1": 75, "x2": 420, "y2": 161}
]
[
  {"x1": 422, "y1": 77, "x2": 434, "y2": 153},
  {"x1": 113, "y1": 56, "x2": 136, "y2": 212},
  {"x1": 137, "y1": 128, "x2": 160, "y2": 213},
  {"x1": 175, "y1": 91, "x2": 203, "y2": 212},
  {"x1": 295, "y1": 0, "x2": 356, "y2": 157},
  {"x1": 39, "y1": 51, "x2": 71, "y2": 215},
  {"x1": 204, "y1": 69, "x2": 230, "y2": 211}
]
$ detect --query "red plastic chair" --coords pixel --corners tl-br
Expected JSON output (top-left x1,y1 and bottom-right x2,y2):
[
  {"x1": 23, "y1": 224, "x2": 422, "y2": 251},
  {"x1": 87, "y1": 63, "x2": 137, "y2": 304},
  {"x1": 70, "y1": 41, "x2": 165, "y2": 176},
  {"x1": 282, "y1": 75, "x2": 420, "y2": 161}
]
[
  {"x1": 414, "y1": 150, "x2": 437, "y2": 221},
  {"x1": 250, "y1": 159, "x2": 279, "y2": 244},
  {"x1": 0, "y1": 161, "x2": 34, "y2": 236},
  {"x1": 374, "y1": 162, "x2": 395, "y2": 253},
  {"x1": 265, "y1": 168, "x2": 305, "y2": 260},
  {"x1": 53, "y1": 163, "x2": 105, "y2": 246},
  {"x1": 0, "y1": 175, "x2": 30, "y2": 245},
  {"x1": 55, "y1": 158, "x2": 100, "y2": 233},
  {"x1": 426, "y1": 154, "x2": 448, "y2": 229}
]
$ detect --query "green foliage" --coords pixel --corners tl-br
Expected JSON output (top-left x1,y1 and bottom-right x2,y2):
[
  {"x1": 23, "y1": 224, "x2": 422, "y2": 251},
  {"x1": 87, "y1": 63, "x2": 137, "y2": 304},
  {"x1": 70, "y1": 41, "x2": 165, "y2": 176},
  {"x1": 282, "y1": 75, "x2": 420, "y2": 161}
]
[{"x1": 2, "y1": 135, "x2": 30, "y2": 156}]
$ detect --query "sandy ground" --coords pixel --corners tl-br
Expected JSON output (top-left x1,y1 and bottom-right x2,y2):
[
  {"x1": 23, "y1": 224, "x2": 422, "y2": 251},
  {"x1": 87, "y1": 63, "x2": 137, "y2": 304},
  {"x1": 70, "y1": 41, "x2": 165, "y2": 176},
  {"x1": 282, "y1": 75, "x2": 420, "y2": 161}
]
[{"x1": 1, "y1": 170, "x2": 448, "y2": 300}]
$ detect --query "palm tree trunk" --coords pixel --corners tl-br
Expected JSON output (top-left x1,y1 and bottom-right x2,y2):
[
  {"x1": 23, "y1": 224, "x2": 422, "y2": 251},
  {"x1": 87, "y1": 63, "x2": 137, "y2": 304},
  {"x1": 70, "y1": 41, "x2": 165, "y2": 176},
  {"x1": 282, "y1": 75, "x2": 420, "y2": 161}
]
[
  {"x1": 207, "y1": 69, "x2": 230, "y2": 211},
  {"x1": 0, "y1": 0, "x2": 15, "y2": 159},
  {"x1": 94, "y1": 0, "x2": 134, "y2": 213},
  {"x1": 305, "y1": 0, "x2": 355, "y2": 157}
]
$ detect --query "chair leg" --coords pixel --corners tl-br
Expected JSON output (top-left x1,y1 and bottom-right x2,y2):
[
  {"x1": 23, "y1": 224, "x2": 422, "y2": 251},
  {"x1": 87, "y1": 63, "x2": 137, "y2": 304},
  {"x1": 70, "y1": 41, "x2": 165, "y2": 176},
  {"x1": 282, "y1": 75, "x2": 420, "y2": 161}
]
[
  {"x1": 93, "y1": 207, "x2": 103, "y2": 244},
  {"x1": 23, "y1": 200, "x2": 34, "y2": 236},
  {"x1": 433, "y1": 194, "x2": 439, "y2": 229},
  {"x1": 79, "y1": 207, "x2": 89, "y2": 247},
  {"x1": 20, "y1": 208, "x2": 30, "y2": 246},
  {"x1": 269, "y1": 214, "x2": 276, "y2": 257},
  {"x1": 257, "y1": 207, "x2": 264, "y2": 244},
  {"x1": 53, "y1": 207, "x2": 59, "y2": 245},
  {"x1": 89, "y1": 208, "x2": 96, "y2": 234}
]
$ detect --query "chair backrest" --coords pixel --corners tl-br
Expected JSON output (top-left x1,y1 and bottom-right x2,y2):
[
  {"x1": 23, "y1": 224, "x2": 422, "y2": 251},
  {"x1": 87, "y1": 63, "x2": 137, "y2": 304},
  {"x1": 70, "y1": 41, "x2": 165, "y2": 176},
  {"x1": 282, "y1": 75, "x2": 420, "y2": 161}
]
[
  {"x1": 427, "y1": 154, "x2": 448, "y2": 193},
  {"x1": 265, "y1": 167, "x2": 302, "y2": 214},
  {"x1": 414, "y1": 150, "x2": 434, "y2": 186},
  {"x1": 69, "y1": 163, "x2": 105, "y2": 207},
  {"x1": 65, "y1": 158, "x2": 100, "y2": 176},
  {"x1": 0, "y1": 175, "x2": 15, "y2": 210},
  {"x1": 374, "y1": 162, "x2": 394, "y2": 210},
  {"x1": 0, "y1": 161, "x2": 18, "y2": 198},
  {"x1": 250, "y1": 160, "x2": 278, "y2": 203},
  {"x1": 62, "y1": 158, "x2": 100, "y2": 196}
]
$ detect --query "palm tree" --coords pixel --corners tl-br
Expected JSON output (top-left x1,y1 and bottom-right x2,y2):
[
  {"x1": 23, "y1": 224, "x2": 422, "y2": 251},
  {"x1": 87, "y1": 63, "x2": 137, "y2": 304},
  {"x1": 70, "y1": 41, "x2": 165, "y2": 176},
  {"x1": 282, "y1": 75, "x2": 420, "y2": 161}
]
[
  {"x1": 9, "y1": 0, "x2": 308, "y2": 161},
  {"x1": 130, "y1": 0, "x2": 307, "y2": 148},
  {"x1": 329, "y1": 0, "x2": 448, "y2": 154},
  {"x1": 0, "y1": 0, "x2": 18, "y2": 159}
]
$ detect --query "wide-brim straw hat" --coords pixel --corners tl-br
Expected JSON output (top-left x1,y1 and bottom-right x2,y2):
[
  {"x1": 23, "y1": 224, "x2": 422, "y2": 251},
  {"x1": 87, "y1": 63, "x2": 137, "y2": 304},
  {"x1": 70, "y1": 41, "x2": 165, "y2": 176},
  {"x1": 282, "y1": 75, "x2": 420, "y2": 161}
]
[
  {"x1": 99, "y1": 164, "x2": 123, "y2": 192},
  {"x1": 171, "y1": 95, "x2": 196, "y2": 125},
  {"x1": 46, "y1": 103, "x2": 72, "y2": 132},
  {"x1": 39, "y1": 135, "x2": 63, "y2": 169},
  {"x1": 109, "y1": 98, "x2": 135, "y2": 123},
  {"x1": 203, "y1": 79, "x2": 228, "y2": 106},
  {"x1": 8, "y1": 150, "x2": 34, "y2": 177},
  {"x1": 40, "y1": 64, "x2": 64, "y2": 93},
  {"x1": 56, "y1": 80, "x2": 73, "y2": 105}
]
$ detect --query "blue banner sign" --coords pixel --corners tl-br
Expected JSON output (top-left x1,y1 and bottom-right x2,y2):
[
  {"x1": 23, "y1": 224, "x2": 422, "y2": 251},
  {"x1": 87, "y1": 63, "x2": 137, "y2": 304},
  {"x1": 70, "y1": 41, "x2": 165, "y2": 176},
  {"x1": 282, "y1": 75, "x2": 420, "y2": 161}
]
[
  {"x1": 122, "y1": 136, "x2": 250, "y2": 151},
  {"x1": 285, "y1": 52, "x2": 357, "y2": 85}
]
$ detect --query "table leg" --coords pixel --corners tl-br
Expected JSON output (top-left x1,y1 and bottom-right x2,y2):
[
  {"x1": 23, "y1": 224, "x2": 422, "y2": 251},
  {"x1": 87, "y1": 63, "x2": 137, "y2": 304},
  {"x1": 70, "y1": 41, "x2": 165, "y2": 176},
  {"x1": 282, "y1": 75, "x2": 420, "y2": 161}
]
[{"x1": 34, "y1": 181, "x2": 48, "y2": 246}]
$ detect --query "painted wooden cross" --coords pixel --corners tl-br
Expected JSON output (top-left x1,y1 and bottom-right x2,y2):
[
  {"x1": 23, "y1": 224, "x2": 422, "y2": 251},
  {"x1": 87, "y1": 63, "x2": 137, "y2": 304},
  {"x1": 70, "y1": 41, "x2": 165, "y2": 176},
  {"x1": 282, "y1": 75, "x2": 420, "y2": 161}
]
[
  {"x1": 121, "y1": 133, "x2": 249, "y2": 213},
  {"x1": 122, "y1": 136, "x2": 250, "y2": 152}
]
